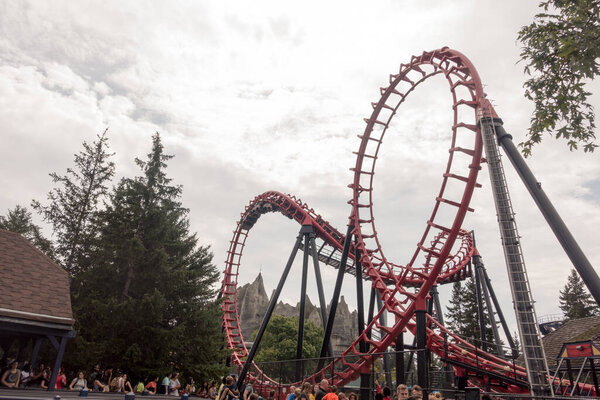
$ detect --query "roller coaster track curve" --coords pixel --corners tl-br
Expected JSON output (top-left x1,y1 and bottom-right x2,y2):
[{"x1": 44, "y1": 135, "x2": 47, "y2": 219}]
[{"x1": 220, "y1": 47, "x2": 575, "y2": 395}]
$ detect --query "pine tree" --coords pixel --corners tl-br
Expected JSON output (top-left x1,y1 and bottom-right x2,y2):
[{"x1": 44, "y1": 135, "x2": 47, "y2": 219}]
[
  {"x1": 67, "y1": 133, "x2": 227, "y2": 382},
  {"x1": 32, "y1": 129, "x2": 115, "y2": 277},
  {"x1": 0, "y1": 205, "x2": 54, "y2": 257},
  {"x1": 444, "y1": 277, "x2": 496, "y2": 350},
  {"x1": 445, "y1": 281, "x2": 464, "y2": 335},
  {"x1": 559, "y1": 269, "x2": 599, "y2": 320}
]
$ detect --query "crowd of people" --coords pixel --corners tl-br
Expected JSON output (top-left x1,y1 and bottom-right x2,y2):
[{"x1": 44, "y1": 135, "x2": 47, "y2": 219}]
[
  {"x1": 0, "y1": 359, "x2": 220, "y2": 396},
  {"x1": 1, "y1": 359, "x2": 497, "y2": 400}
]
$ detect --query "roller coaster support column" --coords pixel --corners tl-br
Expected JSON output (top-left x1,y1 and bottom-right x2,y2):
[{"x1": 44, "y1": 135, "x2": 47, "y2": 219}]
[
  {"x1": 296, "y1": 224, "x2": 313, "y2": 381},
  {"x1": 396, "y1": 331, "x2": 405, "y2": 385},
  {"x1": 416, "y1": 298, "x2": 428, "y2": 398},
  {"x1": 309, "y1": 233, "x2": 334, "y2": 358},
  {"x1": 589, "y1": 358, "x2": 599, "y2": 396},
  {"x1": 376, "y1": 293, "x2": 393, "y2": 389},
  {"x1": 237, "y1": 228, "x2": 304, "y2": 388},
  {"x1": 481, "y1": 267, "x2": 518, "y2": 357},
  {"x1": 367, "y1": 288, "x2": 376, "y2": 342},
  {"x1": 355, "y1": 240, "x2": 370, "y2": 400},
  {"x1": 491, "y1": 118, "x2": 600, "y2": 307},
  {"x1": 430, "y1": 285, "x2": 452, "y2": 388},
  {"x1": 473, "y1": 258, "x2": 488, "y2": 352},
  {"x1": 471, "y1": 232, "x2": 504, "y2": 356},
  {"x1": 318, "y1": 223, "x2": 354, "y2": 370}
]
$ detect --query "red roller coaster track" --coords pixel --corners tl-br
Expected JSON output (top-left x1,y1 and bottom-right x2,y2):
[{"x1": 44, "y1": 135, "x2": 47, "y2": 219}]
[{"x1": 220, "y1": 48, "x2": 586, "y2": 396}]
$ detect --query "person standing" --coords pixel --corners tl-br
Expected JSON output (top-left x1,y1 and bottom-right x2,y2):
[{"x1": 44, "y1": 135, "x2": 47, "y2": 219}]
[
  {"x1": 287, "y1": 386, "x2": 297, "y2": 400},
  {"x1": 410, "y1": 385, "x2": 423, "y2": 400},
  {"x1": 242, "y1": 382, "x2": 254, "y2": 400},
  {"x1": 298, "y1": 382, "x2": 312, "y2": 400},
  {"x1": 55, "y1": 367, "x2": 67, "y2": 389},
  {"x1": 161, "y1": 373, "x2": 171, "y2": 395},
  {"x1": 323, "y1": 385, "x2": 338, "y2": 400},
  {"x1": 396, "y1": 384, "x2": 409, "y2": 400},
  {"x1": 315, "y1": 380, "x2": 329, "y2": 400},
  {"x1": 169, "y1": 372, "x2": 181, "y2": 396}
]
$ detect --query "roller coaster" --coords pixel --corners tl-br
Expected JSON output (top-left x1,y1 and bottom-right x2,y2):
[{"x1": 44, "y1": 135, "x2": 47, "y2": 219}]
[{"x1": 220, "y1": 48, "x2": 600, "y2": 397}]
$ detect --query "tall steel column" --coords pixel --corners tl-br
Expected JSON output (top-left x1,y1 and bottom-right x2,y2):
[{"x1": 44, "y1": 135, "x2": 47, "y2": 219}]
[
  {"x1": 318, "y1": 224, "x2": 354, "y2": 369},
  {"x1": 491, "y1": 119, "x2": 600, "y2": 307},
  {"x1": 237, "y1": 229, "x2": 304, "y2": 388},
  {"x1": 416, "y1": 299, "x2": 428, "y2": 398},
  {"x1": 296, "y1": 225, "x2": 313, "y2": 380},
  {"x1": 309, "y1": 234, "x2": 334, "y2": 358}
]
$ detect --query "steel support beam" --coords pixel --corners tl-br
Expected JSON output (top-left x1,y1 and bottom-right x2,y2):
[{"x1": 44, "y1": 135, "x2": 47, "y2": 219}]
[
  {"x1": 237, "y1": 229, "x2": 304, "y2": 388},
  {"x1": 318, "y1": 224, "x2": 354, "y2": 369},
  {"x1": 473, "y1": 259, "x2": 488, "y2": 352},
  {"x1": 492, "y1": 119, "x2": 600, "y2": 306},
  {"x1": 416, "y1": 303, "x2": 428, "y2": 398},
  {"x1": 376, "y1": 292, "x2": 392, "y2": 389},
  {"x1": 472, "y1": 246, "x2": 504, "y2": 356},
  {"x1": 355, "y1": 239, "x2": 370, "y2": 400},
  {"x1": 589, "y1": 358, "x2": 599, "y2": 397},
  {"x1": 309, "y1": 235, "x2": 334, "y2": 358},
  {"x1": 296, "y1": 225, "x2": 312, "y2": 381},
  {"x1": 367, "y1": 287, "x2": 376, "y2": 342},
  {"x1": 481, "y1": 267, "x2": 517, "y2": 356},
  {"x1": 396, "y1": 331, "x2": 405, "y2": 385}
]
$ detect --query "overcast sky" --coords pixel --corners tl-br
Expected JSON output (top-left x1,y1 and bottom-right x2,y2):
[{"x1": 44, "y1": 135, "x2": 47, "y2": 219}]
[{"x1": 1, "y1": 1, "x2": 599, "y2": 346}]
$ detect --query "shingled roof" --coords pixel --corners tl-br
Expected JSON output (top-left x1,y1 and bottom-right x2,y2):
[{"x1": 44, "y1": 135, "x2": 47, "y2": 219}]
[
  {"x1": 542, "y1": 315, "x2": 600, "y2": 368},
  {"x1": 0, "y1": 229, "x2": 74, "y2": 328}
]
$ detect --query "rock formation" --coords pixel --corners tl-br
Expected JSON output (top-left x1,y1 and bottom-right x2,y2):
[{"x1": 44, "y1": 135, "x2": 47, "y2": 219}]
[{"x1": 235, "y1": 273, "x2": 359, "y2": 354}]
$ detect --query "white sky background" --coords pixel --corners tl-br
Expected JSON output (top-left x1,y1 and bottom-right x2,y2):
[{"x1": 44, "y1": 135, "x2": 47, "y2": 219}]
[{"x1": 1, "y1": 1, "x2": 600, "y2": 344}]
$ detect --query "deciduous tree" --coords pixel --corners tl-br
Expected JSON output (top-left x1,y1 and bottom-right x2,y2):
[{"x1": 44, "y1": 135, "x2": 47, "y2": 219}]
[{"x1": 518, "y1": 0, "x2": 600, "y2": 155}]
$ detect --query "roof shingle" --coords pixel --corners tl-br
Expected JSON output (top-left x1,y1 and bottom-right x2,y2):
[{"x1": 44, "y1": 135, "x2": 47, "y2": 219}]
[{"x1": 0, "y1": 229, "x2": 74, "y2": 326}]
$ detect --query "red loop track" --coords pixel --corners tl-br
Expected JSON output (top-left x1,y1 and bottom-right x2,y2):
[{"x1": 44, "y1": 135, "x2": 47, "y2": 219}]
[{"x1": 220, "y1": 48, "x2": 554, "y2": 395}]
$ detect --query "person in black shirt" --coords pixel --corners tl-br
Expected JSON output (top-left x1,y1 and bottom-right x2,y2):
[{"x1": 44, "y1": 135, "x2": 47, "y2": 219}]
[{"x1": 315, "y1": 379, "x2": 330, "y2": 400}]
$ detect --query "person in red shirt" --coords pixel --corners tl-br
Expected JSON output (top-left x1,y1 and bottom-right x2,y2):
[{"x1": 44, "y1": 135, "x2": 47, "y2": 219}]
[
  {"x1": 382, "y1": 387, "x2": 391, "y2": 400},
  {"x1": 323, "y1": 385, "x2": 339, "y2": 400},
  {"x1": 55, "y1": 367, "x2": 67, "y2": 389},
  {"x1": 145, "y1": 376, "x2": 159, "y2": 394}
]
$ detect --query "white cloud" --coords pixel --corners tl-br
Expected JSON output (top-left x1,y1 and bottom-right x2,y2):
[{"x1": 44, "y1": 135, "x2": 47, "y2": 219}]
[{"x1": 1, "y1": 0, "x2": 599, "y2": 361}]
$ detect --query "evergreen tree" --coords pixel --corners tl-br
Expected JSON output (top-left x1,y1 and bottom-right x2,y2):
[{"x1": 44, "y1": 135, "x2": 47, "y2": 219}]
[
  {"x1": 0, "y1": 205, "x2": 54, "y2": 257},
  {"x1": 67, "y1": 133, "x2": 227, "y2": 382},
  {"x1": 559, "y1": 269, "x2": 599, "y2": 320},
  {"x1": 445, "y1": 277, "x2": 496, "y2": 351},
  {"x1": 512, "y1": 331, "x2": 521, "y2": 358},
  {"x1": 445, "y1": 281, "x2": 464, "y2": 335},
  {"x1": 32, "y1": 129, "x2": 115, "y2": 277}
]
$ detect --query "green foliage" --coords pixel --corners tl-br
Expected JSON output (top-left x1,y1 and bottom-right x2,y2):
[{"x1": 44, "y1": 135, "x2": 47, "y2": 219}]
[
  {"x1": 65, "y1": 132, "x2": 228, "y2": 383},
  {"x1": 0, "y1": 205, "x2": 54, "y2": 257},
  {"x1": 32, "y1": 128, "x2": 115, "y2": 277},
  {"x1": 445, "y1": 281, "x2": 464, "y2": 335},
  {"x1": 445, "y1": 277, "x2": 497, "y2": 352},
  {"x1": 559, "y1": 269, "x2": 599, "y2": 320},
  {"x1": 518, "y1": 0, "x2": 600, "y2": 156},
  {"x1": 252, "y1": 314, "x2": 323, "y2": 382}
]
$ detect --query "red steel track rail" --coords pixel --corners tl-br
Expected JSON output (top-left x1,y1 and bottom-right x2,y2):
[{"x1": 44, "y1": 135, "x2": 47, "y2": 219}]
[{"x1": 220, "y1": 48, "x2": 582, "y2": 396}]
